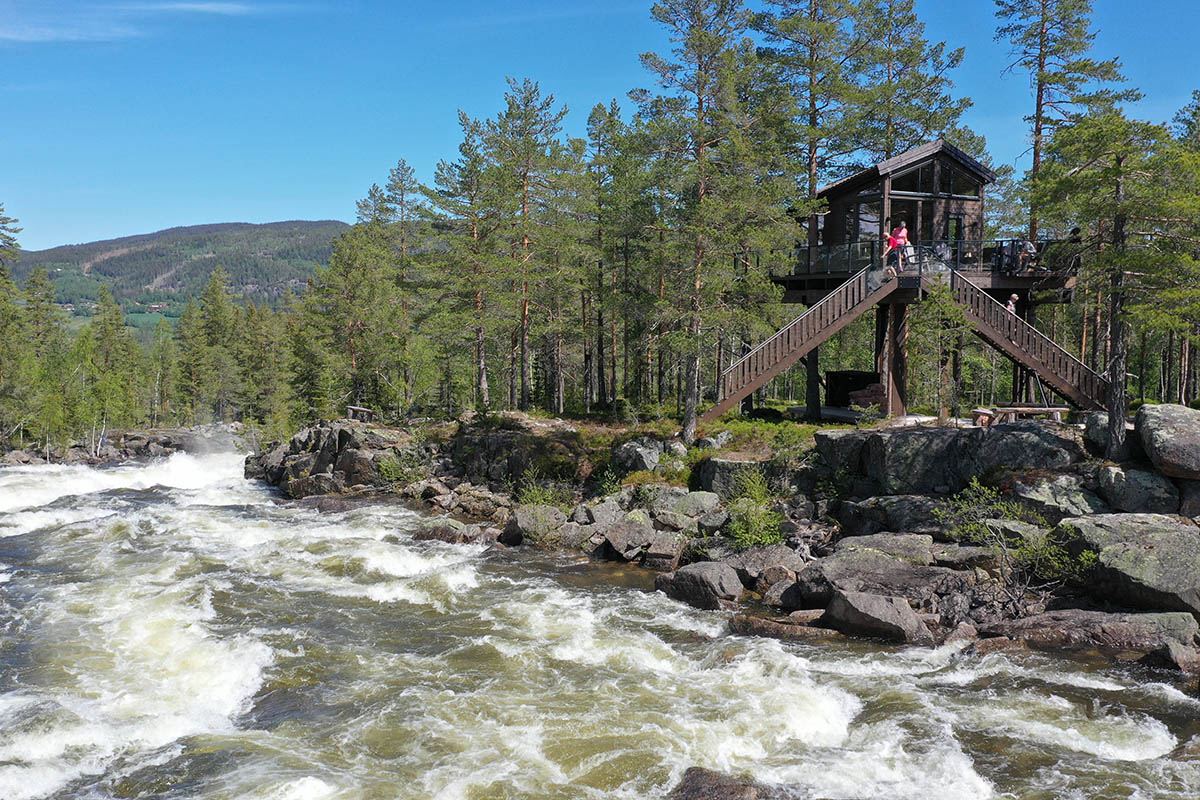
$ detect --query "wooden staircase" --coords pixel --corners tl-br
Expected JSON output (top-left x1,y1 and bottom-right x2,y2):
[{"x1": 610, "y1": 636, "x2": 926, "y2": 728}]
[
  {"x1": 937, "y1": 270, "x2": 1108, "y2": 409},
  {"x1": 701, "y1": 267, "x2": 898, "y2": 422}
]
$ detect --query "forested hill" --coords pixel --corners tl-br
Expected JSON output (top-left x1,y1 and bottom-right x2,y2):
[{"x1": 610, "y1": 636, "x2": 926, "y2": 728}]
[{"x1": 14, "y1": 220, "x2": 350, "y2": 311}]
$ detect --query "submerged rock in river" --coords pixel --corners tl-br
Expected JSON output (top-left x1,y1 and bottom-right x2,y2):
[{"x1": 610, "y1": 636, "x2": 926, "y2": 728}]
[{"x1": 656, "y1": 562, "x2": 743, "y2": 610}]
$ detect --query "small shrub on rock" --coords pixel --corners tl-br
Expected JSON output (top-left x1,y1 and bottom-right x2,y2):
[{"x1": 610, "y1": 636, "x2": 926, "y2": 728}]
[
  {"x1": 724, "y1": 468, "x2": 784, "y2": 550},
  {"x1": 594, "y1": 464, "x2": 621, "y2": 497},
  {"x1": 377, "y1": 450, "x2": 426, "y2": 487},
  {"x1": 515, "y1": 466, "x2": 573, "y2": 510},
  {"x1": 630, "y1": 482, "x2": 661, "y2": 510},
  {"x1": 933, "y1": 478, "x2": 1095, "y2": 614}
]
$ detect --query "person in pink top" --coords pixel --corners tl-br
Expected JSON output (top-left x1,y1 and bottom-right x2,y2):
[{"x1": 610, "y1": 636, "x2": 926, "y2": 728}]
[{"x1": 884, "y1": 219, "x2": 908, "y2": 275}]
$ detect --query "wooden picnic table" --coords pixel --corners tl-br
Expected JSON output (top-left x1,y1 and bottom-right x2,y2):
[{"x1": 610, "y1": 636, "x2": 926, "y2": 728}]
[
  {"x1": 972, "y1": 405, "x2": 1070, "y2": 426},
  {"x1": 346, "y1": 405, "x2": 375, "y2": 422}
]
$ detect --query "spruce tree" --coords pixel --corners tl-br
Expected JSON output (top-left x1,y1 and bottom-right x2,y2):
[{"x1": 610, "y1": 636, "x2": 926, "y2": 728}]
[
  {"x1": 0, "y1": 203, "x2": 20, "y2": 267},
  {"x1": 198, "y1": 267, "x2": 241, "y2": 421}
]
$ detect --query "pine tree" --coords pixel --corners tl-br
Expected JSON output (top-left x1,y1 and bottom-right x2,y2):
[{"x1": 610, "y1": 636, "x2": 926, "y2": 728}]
[
  {"x1": 753, "y1": 0, "x2": 873, "y2": 208},
  {"x1": 859, "y1": 0, "x2": 970, "y2": 162},
  {"x1": 423, "y1": 112, "x2": 508, "y2": 409},
  {"x1": 488, "y1": 77, "x2": 569, "y2": 410},
  {"x1": 994, "y1": 0, "x2": 1135, "y2": 239},
  {"x1": 635, "y1": 0, "x2": 790, "y2": 440},
  {"x1": 1035, "y1": 108, "x2": 1193, "y2": 457}
]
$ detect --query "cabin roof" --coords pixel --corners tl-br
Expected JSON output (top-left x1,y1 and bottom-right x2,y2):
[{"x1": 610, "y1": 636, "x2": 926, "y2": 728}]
[{"x1": 817, "y1": 139, "x2": 998, "y2": 199}]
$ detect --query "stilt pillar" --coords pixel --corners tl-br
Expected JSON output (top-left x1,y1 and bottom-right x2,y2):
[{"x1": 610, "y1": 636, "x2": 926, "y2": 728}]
[
  {"x1": 806, "y1": 345, "x2": 821, "y2": 421},
  {"x1": 888, "y1": 304, "x2": 908, "y2": 417},
  {"x1": 876, "y1": 304, "x2": 892, "y2": 414}
]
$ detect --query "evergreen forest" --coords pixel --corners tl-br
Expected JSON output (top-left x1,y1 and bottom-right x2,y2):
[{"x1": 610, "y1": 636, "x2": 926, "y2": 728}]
[{"x1": 2, "y1": 0, "x2": 1199, "y2": 453}]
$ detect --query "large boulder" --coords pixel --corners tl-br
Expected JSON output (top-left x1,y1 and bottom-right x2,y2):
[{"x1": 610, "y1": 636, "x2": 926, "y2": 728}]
[
  {"x1": 1097, "y1": 466, "x2": 1180, "y2": 514},
  {"x1": 655, "y1": 562, "x2": 743, "y2": 610},
  {"x1": 285, "y1": 472, "x2": 345, "y2": 498},
  {"x1": 612, "y1": 437, "x2": 663, "y2": 473},
  {"x1": 1059, "y1": 514, "x2": 1200, "y2": 617},
  {"x1": 1137, "y1": 404, "x2": 1200, "y2": 479},
  {"x1": 957, "y1": 421, "x2": 1086, "y2": 479},
  {"x1": 1180, "y1": 480, "x2": 1200, "y2": 519},
  {"x1": 834, "y1": 495, "x2": 943, "y2": 538},
  {"x1": 778, "y1": 548, "x2": 974, "y2": 621},
  {"x1": 863, "y1": 427, "x2": 961, "y2": 494},
  {"x1": 1010, "y1": 474, "x2": 1109, "y2": 523},
  {"x1": 501, "y1": 504, "x2": 567, "y2": 546},
  {"x1": 822, "y1": 589, "x2": 935, "y2": 645},
  {"x1": 720, "y1": 544, "x2": 809, "y2": 589},
  {"x1": 695, "y1": 430, "x2": 733, "y2": 450},
  {"x1": 834, "y1": 533, "x2": 935, "y2": 565},
  {"x1": 600, "y1": 513, "x2": 682, "y2": 568},
  {"x1": 334, "y1": 448, "x2": 378, "y2": 487},
  {"x1": 728, "y1": 614, "x2": 843, "y2": 643},
  {"x1": 1083, "y1": 412, "x2": 1145, "y2": 458},
  {"x1": 671, "y1": 491, "x2": 722, "y2": 518},
  {"x1": 813, "y1": 429, "x2": 870, "y2": 473},
  {"x1": 851, "y1": 423, "x2": 1084, "y2": 495},
  {"x1": 979, "y1": 609, "x2": 1200, "y2": 659},
  {"x1": 696, "y1": 458, "x2": 758, "y2": 498},
  {"x1": 667, "y1": 767, "x2": 789, "y2": 800}
]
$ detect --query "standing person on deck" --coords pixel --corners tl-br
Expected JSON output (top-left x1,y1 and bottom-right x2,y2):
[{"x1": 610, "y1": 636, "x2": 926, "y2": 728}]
[{"x1": 885, "y1": 219, "x2": 909, "y2": 275}]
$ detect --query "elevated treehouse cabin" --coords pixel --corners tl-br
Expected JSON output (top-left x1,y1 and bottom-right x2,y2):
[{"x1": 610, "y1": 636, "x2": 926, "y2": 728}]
[{"x1": 702, "y1": 139, "x2": 1100, "y2": 423}]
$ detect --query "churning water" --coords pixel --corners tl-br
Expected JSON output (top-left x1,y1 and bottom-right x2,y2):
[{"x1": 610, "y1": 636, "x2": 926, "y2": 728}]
[{"x1": 1, "y1": 453, "x2": 1199, "y2": 799}]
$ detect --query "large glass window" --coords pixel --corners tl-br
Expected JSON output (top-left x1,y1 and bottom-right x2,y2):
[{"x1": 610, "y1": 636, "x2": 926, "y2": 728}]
[
  {"x1": 951, "y1": 166, "x2": 981, "y2": 196},
  {"x1": 936, "y1": 164, "x2": 981, "y2": 197},
  {"x1": 856, "y1": 200, "x2": 882, "y2": 241},
  {"x1": 892, "y1": 164, "x2": 933, "y2": 194}
]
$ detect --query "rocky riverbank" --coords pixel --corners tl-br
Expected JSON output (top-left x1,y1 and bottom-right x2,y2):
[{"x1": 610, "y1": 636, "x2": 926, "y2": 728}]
[
  {"x1": 1, "y1": 423, "x2": 246, "y2": 466},
  {"x1": 243, "y1": 404, "x2": 1200, "y2": 677}
]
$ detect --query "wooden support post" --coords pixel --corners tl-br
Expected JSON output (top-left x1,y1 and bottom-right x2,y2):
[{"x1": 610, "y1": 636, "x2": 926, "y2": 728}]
[
  {"x1": 888, "y1": 304, "x2": 908, "y2": 417},
  {"x1": 952, "y1": 332, "x2": 964, "y2": 419},
  {"x1": 875, "y1": 304, "x2": 891, "y2": 412},
  {"x1": 806, "y1": 345, "x2": 821, "y2": 421},
  {"x1": 1024, "y1": 304, "x2": 1037, "y2": 403}
]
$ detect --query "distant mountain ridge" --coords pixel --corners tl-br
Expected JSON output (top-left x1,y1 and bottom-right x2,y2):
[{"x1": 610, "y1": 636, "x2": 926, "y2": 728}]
[{"x1": 14, "y1": 220, "x2": 351, "y2": 312}]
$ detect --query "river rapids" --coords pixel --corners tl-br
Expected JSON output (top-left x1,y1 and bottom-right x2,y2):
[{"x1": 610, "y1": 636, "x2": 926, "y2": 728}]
[{"x1": 1, "y1": 452, "x2": 1198, "y2": 799}]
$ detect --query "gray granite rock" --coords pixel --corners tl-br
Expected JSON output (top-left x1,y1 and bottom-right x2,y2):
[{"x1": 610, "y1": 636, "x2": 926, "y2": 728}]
[
  {"x1": 1059, "y1": 513, "x2": 1200, "y2": 617},
  {"x1": 835, "y1": 533, "x2": 935, "y2": 565},
  {"x1": 1010, "y1": 474, "x2": 1109, "y2": 523},
  {"x1": 822, "y1": 589, "x2": 935, "y2": 645},
  {"x1": 1097, "y1": 465, "x2": 1180, "y2": 514},
  {"x1": 1137, "y1": 404, "x2": 1200, "y2": 479},
  {"x1": 655, "y1": 562, "x2": 743, "y2": 610}
]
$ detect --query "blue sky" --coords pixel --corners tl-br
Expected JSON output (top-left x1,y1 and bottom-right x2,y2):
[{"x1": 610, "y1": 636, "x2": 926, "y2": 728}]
[{"x1": 2, "y1": 0, "x2": 1195, "y2": 250}]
